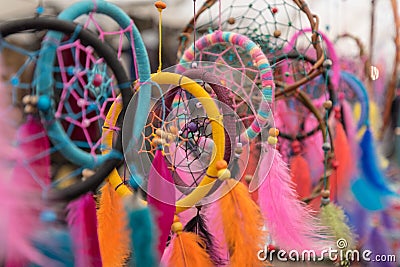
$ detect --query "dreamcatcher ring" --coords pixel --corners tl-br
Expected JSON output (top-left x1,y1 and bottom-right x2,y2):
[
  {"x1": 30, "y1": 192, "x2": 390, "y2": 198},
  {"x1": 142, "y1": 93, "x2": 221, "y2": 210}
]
[
  {"x1": 36, "y1": 0, "x2": 151, "y2": 169},
  {"x1": 178, "y1": 0, "x2": 325, "y2": 98},
  {"x1": 335, "y1": 33, "x2": 371, "y2": 82},
  {"x1": 0, "y1": 17, "x2": 133, "y2": 201},
  {"x1": 177, "y1": 30, "x2": 274, "y2": 144},
  {"x1": 274, "y1": 52, "x2": 334, "y2": 140},
  {"x1": 104, "y1": 71, "x2": 225, "y2": 213},
  {"x1": 340, "y1": 71, "x2": 370, "y2": 130}
]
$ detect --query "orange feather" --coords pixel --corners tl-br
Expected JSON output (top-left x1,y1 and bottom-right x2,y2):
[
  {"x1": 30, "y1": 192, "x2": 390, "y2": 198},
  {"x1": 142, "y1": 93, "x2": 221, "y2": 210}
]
[
  {"x1": 330, "y1": 121, "x2": 354, "y2": 200},
  {"x1": 167, "y1": 232, "x2": 213, "y2": 267},
  {"x1": 218, "y1": 179, "x2": 267, "y2": 267},
  {"x1": 290, "y1": 154, "x2": 312, "y2": 199},
  {"x1": 97, "y1": 183, "x2": 130, "y2": 267}
]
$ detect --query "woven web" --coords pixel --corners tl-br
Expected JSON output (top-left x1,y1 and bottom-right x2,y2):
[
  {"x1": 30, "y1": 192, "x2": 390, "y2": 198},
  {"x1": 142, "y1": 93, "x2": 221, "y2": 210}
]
[
  {"x1": 80, "y1": 11, "x2": 139, "y2": 80},
  {"x1": 179, "y1": 0, "x2": 331, "y2": 139},
  {"x1": 132, "y1": 85, "x2": 218, "y2": 195},
  {"x1": 0, "y1": 30, "x2": 120, "y2": 189},
  {"x1": 192, "y1": 0, "x2": 320, "y2": 74},
  {"x1": 54, "y1": 39, "x2": 118, "y2": 155}
]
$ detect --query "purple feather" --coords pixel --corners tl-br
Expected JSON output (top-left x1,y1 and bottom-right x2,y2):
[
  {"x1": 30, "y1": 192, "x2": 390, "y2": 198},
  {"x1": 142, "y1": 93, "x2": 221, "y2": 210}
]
[
  {"x1": 66, "y1": 193, "x2": 102, "y2": 267},
  {"x1": 364, "y1": 227, "x2": 396, "y2": 267}
]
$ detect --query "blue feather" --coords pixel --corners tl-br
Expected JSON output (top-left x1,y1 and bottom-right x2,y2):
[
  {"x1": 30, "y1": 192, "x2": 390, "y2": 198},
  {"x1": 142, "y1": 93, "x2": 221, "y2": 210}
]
[
  {"x1": 351, "y1": 177, "x2": 388, "y2": 211},
  {"x1": 359, "y1": 128, "x2": 397, "y2": 196},
  {"x1": 126, "y1": 198, "x2": 158, "y2": 267},
  {"x1": 30, "y1": 227, "x2": 75, "y2": 267}
]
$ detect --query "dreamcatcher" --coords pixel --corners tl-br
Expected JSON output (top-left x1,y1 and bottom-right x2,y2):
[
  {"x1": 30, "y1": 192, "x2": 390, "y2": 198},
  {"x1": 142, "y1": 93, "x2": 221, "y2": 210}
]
[
  {"x1": 171, "y1": 0, "x2": 338, "y2": 262},
  {"x1": 176, "y1": 0, "x2": 340, "y2": 207},
  {"x1": 0, "y1": 15, "x2": 140, "y2": 266}
]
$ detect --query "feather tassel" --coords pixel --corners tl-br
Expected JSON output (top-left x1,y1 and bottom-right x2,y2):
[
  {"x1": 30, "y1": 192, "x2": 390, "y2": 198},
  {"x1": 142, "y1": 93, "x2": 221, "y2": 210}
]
[
  {"x1": 125, "y1": 195, "x2": 158, "y2": 267},
  {"x1": 217, "y1": 178, "x2": 267, "y2": 267},
  {"x1": 330, "y1": 120, "x2": 355, "y2": 201},
  {"x1": 289, "y1": 143, "x2": 312, "y2": 199},
  {"x1": 66, "y1": 193, "x2": 102, "y2": 267},
  {"x1": 147, "y1": 149, "x2": 176, "y2": 259},
  {"x1": 30, "y1": 224, "x2": 75, "y2": 267},
  {"x1": 258, "y1": 148, "x2": 330, "y2": 252},
  {"x1": 183, "y1": 208, "x2": 225, "y2": 266},
  {"x1": 359, "y1": 128, "x2": 396, "y2": 195},
  {"x1": 352, "y1": 127, "x2": 397, "y2": 211},
  {"x1": 167, "y1": 216, "x2": 213, "y2": 267},
  {"x1": 319, "y1": 202, "x2": 356, "y2": 264},
  {"x1": 97, "y1": 183, "x2": 130, "y2": 267},
  {"x1": 1, "y1": 117, "x2": 51, "y2": 266}
]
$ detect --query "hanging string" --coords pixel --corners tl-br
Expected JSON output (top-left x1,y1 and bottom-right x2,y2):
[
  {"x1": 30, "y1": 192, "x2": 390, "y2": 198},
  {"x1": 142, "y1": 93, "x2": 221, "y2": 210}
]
[
  {"x1": 218, "y1": 0, "x2": 222, "y2": 31},
  {"x1": 193, "y1": 0, "x2": 197, "y2": 65},
  {"x1": 155, "y1": 1, "x2": 167, "y2": 73}
]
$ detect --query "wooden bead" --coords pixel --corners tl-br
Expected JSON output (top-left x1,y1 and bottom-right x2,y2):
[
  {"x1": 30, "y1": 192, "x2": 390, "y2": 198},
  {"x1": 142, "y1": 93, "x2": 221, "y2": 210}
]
[
  {"x1": 273, "y1": 30, "x2": 281, "y2": 38},
  {"x1": 268, "y1": 128, "x2": 279, "y2": 137},
  {"x1": 24, "y1": 105, "x2": 35, "y2": 114},
  {"x1": 321, "y1": 190, "x2": 330, "y2": 198},
  {"x1": 244, "y1": 175, "x2": 253, "y2": 183},
  {"x1": 217, "y1": 168, "x2": 231, "y2": 180},
  {"x1": 82, "y1": 168, "x2": 95, "y2": 178},
  {"x1": 171, "y1": 221, "x2": 183, "y2": 233},
  {"x1": 169, "y1": 126, "x2": 178, "y2": 135},
  {"x1": 151, "y1": 136, "x2": 162, "y2": 146},
  {"x1": 215, "y1": 160, "x2": 228, "y2": 170},
  {"x1": 30, "y1": 95, "x2": 38, "y2": 105},
  {"x1": 227, "y1": 17, "x2": 236, "y2": 24},
  {"x1": 322, "y1": 100, "x2": 333, "y2": 109},
  {"x1": 234, "y1": 147, "x2": 243, "y2": 154},
  {"x1": 22, "y1": 95, "x2": 32, "y2": 105},
  {"x1": 267, "y1": 136, "x2": 278, "y2": 145},
  {"x1": 154, "y1": 1, "x2": 167, "y2": 10}
]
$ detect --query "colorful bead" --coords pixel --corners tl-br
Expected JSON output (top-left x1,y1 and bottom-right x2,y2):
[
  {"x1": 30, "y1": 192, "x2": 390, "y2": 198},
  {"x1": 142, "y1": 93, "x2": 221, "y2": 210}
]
[
  {"x1": 217, "y1": 168, "x2": 231, "y2": 180},
  {"x1": 37, "y1": 95, "x2": 51, "y2": 111},
  {"x1": 227, "y1": 17, "x2": 236, "y2": 24},
  {"x1": 322, "y1": 142, "x2": 331, "y2": 152},
  {"x1": 322, "y1": 100, "x2": 333, "y2": 109},
  {"x1": 268, "y1": 127, "x2": 279, "y2": 137},
  {"x1": 171, "y1": 221, "x2": 183, "y2": 233},
  {"x1": 154, "y1": 1, "x2": 167, "y2": 10},
  {"x1": 267, "y1": 136, "x2": 278, "y2": 145},
  {"x1": 92, "y1": 74, "x2": 103, "y2": 87},
  {"x1": 216, "y1": 160, "x2": 228, "y2": 170},
  {"x1": 321, "y1": 190, "x2": 330, "y2": 198}
]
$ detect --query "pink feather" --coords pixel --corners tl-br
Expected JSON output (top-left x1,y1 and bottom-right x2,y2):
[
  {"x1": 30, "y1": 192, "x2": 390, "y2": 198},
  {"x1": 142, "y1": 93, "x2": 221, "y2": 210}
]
[
  {"x1": 0, "y1": 57, "x2": 48, "y2": 265},
  {"x1": 303, "y1": 114, "x2": 324, "y2": 184},
  {"x1": 341, "y1": 100, "x2": 359, "y2": 156},
  {"x1": 66, "y1": 192, "x2": 102, "y2": 267},
  {"x1": 147, "y1": 149, "x2": 176, "y2": 260},
  {"x1": 258, "y1": 147, "x2": 331, "y2": 252},
  {"x1": 0, "y1": 117, "x2": 52, "y2": 265}
]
